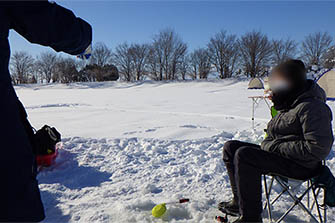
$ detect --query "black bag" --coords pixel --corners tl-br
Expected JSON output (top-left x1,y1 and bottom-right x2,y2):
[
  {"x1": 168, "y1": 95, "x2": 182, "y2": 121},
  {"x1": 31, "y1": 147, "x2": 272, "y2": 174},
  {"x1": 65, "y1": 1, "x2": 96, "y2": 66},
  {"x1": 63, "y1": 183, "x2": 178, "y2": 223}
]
[
  {"x1": 34, "y1": 125, "x2": 61, "y2": 155},
  {"x1": 314, "y1": 165, "x2": 335, "y2": 207},
  {"x1": 17, "y1": 100, "x2": 61, "y2": 155}
]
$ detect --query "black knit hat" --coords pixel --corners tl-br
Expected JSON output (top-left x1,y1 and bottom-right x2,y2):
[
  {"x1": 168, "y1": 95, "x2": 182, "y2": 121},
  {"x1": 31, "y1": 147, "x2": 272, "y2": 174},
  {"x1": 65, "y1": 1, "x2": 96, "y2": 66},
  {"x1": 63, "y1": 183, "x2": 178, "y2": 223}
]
[{"x1": 272, "y1": 59, "x2": 307, "y2": 87}]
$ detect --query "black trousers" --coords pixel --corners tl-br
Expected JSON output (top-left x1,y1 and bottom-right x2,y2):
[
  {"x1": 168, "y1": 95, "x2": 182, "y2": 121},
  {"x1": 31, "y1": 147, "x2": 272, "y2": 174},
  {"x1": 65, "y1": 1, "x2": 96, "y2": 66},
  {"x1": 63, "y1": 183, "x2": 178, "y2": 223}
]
[
  {"x1": 0, "y1": 83, "x2": 44, "y2": 221},
  {"x1": 223, "y1": 140, "x2": 320, "y2": 219}
]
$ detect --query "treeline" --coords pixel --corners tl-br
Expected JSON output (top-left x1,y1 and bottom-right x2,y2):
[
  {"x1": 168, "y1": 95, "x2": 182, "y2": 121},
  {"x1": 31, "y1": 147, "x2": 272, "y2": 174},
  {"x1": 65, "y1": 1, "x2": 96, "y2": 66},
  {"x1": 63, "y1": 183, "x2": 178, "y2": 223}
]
[
  {"x1": 10, "y1": 29, "x2": 335, "y2": 84},
  {"x1": 10, "y1": 51, "x2": 118, "y2": 84}
]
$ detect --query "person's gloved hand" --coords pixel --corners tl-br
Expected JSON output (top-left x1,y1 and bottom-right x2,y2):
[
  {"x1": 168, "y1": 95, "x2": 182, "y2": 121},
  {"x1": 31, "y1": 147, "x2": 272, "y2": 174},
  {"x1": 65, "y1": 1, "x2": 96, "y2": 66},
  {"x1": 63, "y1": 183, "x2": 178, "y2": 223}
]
[{"x1": 77, "y1": 44, "x2": 92, "y2": 60}]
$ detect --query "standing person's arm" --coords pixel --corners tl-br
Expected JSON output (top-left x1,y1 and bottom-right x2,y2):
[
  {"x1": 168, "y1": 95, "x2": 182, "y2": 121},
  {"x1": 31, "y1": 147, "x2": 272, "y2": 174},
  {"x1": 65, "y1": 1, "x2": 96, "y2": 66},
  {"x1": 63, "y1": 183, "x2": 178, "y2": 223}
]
[{"x1": 6, "y1": 1, "x2": 92, "y2": 55}]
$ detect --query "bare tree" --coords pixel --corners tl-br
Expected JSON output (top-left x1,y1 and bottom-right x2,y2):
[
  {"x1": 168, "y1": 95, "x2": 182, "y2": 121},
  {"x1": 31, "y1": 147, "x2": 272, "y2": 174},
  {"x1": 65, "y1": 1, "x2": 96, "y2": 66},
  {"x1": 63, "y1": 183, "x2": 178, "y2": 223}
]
[
  {"x1": 129, "y1": 43, "x2": 149, "y2": 81},
  {"x1": 148, "y1": 28, "x2": 187, "y2": 80},
  {"x1": 114, "y1": 42, "x2": 134, "y2": 81},
  {"x1": 239, "y1": 31, "x2": 272, "y2": 77},
  {"x1": 79, "y1": 64, "x2": 119, "y2": 82},
  {"x1": 10, "y1": 51, "x2": 35, "y2": 84},
  {"x1": 190, "y1": 48, "x2": 212, "y2": 79},
  {"x1": 90, "y1": 42, "x2": 113, "y2": 67},
  {"x1": 301, "y1": 32, "x2": 333, "y2": 67},
  {"x1": 208, "y1": 30, "x2": 239, "y2": 79},
  {"x1": 35, "y1": 51, "x2": 58, "y2": 83},
  {"x1": 171, "y1": 39, "x2": 188, "y2": 80},
  {"x1": 54, "y1": 58, "x2": 79, "y2": 83},
  {"x1": 147, "y1": 44, "x2": 162, "y2": 81},
  {"x1": 324, "y1": 46, "x2": 335, "y2": 68},
  {"x1": 179, "y1": 55, "x2": 190, "y2": 80},
  {"x1": 271, "y1": 38, "x2": 297, "y2": 65}
]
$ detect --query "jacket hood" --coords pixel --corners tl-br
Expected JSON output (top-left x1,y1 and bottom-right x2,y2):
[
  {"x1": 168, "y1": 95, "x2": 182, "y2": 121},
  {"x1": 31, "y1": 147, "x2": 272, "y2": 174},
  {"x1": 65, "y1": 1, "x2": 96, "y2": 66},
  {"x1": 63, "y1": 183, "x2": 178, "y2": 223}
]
[{"x1": 292, "y1": 80, "x2": 327, "y2": 107}]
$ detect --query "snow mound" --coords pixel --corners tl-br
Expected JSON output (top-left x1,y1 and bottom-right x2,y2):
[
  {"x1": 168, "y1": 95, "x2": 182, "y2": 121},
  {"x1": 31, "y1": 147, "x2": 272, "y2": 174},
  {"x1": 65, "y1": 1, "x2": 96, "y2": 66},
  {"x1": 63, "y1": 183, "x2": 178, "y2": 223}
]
[
  {"x1": 39, "y1": 132, "x2": 335, "y2": 222},
  {"x1": 39, "y1": 132, "x2": 236, "y2": 222}
]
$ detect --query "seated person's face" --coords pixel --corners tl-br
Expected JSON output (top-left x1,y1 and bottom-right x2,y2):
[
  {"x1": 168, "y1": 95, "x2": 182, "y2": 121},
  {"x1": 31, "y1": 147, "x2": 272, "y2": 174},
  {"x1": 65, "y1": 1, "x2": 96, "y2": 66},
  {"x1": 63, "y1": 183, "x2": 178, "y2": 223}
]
[{"x1": 269, "y1": 71, "x2": 292, "y2": 93}]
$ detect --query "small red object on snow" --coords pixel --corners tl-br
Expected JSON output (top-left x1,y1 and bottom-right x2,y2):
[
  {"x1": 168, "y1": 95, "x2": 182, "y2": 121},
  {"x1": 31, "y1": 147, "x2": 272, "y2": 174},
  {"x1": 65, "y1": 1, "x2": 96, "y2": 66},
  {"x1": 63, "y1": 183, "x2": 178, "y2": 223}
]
[
  {"x1": 36, "y1": 143, "x2": 62, "y2": 167},
  {"x1": 179, "y1": 198, "x2": 190, "y2": 203},
  {"x1": 215, "y1": 216, "x2": 228, "y2": 222}
]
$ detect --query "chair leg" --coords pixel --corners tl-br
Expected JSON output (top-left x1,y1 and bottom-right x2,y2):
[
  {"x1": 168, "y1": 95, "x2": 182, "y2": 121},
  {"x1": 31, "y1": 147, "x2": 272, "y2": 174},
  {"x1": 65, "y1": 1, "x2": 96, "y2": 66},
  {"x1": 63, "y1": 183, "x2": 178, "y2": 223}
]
[
  {"x1": 307, "y1": 181, "x2": 311, "y2": 208},
  {"x1": 277, "y1": 179, "x2": 320, "y2": 223},
  {"x1": 276, "y1": 202, "x2": 297, "y2": 223},
  {"x1": 270, "y1": 187, "x2": 287, "y2": 206},
  {"x1": 309, "y1": 186, "x2": 327, "y2": 223},
  {"x1": 264, "y1": 175, "x2": 328, "y2": 223},
  {"x1": 263, "y1": 176, "x2": 274, "y2": 210},
  {"x1": 322, "y1": 161, "x2": 327, "y2": 223},
  {"x1": 263, "y1": 175, "x2": 273, "y2": 222},
  {"x1": 312, "y1": 187, "x2": 323, "y2": 223},
  {"x1": 311, "y1": 188, "x2": 321, "y2": 210},
  {"x1": 323, "y1": 188, "x2": 327, "y2": 223}
]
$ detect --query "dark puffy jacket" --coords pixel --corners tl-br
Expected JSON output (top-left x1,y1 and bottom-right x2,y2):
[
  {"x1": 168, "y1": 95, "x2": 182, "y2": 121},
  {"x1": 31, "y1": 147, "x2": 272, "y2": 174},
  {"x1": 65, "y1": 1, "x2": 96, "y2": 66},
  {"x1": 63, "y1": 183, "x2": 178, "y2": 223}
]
[
  {"x1": 0, "y1": 1, "x2": 91, "y2": 222},
  {"x1": 261, "y1": 80, "x2": 334, "y2": 169}
]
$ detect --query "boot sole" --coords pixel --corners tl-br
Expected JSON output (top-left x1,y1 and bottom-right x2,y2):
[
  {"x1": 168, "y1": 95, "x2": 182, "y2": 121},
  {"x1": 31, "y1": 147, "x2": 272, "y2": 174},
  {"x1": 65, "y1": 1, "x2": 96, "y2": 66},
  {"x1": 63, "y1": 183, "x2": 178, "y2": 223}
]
[{"x1": 218, "y1": 207, "x2": 240, "y2": 217}]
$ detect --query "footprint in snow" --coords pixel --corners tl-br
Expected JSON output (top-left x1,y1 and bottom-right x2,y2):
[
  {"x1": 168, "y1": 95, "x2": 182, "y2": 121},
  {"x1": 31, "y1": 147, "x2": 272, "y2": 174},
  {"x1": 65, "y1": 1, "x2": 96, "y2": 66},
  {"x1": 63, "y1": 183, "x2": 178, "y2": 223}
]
[
  {"x1": 180, "y1": 125, "x2": 197, "y2": 129},
  {"x1": 143, "y1": 184, "x2": 163, "y2": 194}
]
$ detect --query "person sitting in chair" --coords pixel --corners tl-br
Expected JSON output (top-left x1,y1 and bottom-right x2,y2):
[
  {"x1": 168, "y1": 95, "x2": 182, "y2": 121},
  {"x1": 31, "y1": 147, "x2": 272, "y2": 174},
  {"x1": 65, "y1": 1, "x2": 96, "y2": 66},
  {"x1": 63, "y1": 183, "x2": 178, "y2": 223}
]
[{"x1": 220, "y1": 59, "x2": 334, "y2": 223}]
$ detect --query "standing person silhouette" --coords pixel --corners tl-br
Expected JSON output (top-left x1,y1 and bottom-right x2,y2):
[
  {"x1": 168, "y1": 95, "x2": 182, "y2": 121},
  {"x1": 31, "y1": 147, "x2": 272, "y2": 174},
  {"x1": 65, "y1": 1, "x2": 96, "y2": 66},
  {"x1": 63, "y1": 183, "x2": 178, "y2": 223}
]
[{"x1": 0, "y1": 1, "x2": 92, "y2": 221}]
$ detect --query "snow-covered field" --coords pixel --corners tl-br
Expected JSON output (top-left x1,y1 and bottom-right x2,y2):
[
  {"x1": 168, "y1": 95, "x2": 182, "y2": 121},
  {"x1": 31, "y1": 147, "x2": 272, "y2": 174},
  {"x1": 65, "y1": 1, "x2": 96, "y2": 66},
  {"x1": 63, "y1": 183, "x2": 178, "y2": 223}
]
[{"x1": 16, "y1": 80, "x2": 335, "y2": 222}]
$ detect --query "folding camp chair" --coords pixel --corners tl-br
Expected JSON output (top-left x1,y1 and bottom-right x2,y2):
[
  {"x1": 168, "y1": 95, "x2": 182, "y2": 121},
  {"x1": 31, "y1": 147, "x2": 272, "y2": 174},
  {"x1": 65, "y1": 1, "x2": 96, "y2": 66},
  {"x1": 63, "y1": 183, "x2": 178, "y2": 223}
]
[{"x1": 263, "y1": 171, "x2": 327, "y2": 223}]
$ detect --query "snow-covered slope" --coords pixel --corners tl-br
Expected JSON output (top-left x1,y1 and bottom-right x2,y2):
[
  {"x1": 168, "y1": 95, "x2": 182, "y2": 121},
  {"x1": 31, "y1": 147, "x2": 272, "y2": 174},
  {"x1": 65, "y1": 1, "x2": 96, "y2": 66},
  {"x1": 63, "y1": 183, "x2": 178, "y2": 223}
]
[{"x1": 15, "y1": 80, "x2": 335, "y2": 222}]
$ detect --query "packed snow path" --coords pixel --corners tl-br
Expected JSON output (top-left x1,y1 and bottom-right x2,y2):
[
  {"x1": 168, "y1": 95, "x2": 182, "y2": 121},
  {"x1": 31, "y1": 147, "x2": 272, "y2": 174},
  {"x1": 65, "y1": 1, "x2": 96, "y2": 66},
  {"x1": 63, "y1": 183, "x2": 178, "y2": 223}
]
[{"x1": 16, "y1": 80, "x2": 335, "y2": 222}]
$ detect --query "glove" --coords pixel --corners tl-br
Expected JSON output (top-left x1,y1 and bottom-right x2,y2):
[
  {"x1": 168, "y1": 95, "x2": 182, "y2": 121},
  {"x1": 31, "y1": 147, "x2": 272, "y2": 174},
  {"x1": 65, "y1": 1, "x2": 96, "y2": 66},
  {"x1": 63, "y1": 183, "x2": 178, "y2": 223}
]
[{"x1": 77, "y1": 44, "x2": 92, "y2": 60}]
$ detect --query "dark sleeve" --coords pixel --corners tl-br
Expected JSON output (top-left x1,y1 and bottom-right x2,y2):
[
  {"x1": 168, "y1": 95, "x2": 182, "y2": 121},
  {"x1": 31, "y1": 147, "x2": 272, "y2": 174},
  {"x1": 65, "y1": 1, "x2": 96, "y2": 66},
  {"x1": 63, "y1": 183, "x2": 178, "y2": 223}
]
[
  {"x1": 267, "y1": 102, "x2": 334, "y2": 161},
  {"x1": 261, "y1": 118, "x2": 276, "y2": 152},
  {"x1": 7, "y1": 1, "x2": 92, "y2": 55},
  {"x1": 261, "y1": 134, "x2": 275, "y2": 152}
]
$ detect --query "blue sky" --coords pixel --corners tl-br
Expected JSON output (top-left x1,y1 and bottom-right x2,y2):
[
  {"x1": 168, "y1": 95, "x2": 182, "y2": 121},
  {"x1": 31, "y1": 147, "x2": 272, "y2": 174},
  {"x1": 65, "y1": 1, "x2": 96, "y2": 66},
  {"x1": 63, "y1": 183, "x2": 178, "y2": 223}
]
[{"x1": 8, "y1": 1, "x2": 335, "y2": 56}]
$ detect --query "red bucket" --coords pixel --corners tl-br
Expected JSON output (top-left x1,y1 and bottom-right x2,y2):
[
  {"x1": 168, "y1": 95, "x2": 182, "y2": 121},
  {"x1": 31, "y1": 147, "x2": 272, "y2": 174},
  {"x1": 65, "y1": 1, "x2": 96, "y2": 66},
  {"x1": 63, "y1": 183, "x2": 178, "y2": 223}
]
[{"x1": 36, "y1": 143, "x2": 62, "y2": 167}]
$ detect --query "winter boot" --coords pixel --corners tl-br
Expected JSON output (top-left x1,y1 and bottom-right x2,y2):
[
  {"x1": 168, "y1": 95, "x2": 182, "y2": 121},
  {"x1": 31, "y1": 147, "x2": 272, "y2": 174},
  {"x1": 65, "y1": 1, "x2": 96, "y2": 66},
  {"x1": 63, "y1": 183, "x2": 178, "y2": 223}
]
[
  {"x1": 218, "y1": 199, "x2": 240, "y2": 216},
  {"x1": 232, "y1": 216, "x2": 263, "y2": 223}
]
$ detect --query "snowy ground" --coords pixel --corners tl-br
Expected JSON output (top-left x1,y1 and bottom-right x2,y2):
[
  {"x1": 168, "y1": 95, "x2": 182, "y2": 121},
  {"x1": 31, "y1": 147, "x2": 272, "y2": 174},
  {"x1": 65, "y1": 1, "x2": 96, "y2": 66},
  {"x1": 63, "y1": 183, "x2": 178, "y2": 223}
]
[{"x1": 16, "y1": 80, "x2": 335, "y2": 222}]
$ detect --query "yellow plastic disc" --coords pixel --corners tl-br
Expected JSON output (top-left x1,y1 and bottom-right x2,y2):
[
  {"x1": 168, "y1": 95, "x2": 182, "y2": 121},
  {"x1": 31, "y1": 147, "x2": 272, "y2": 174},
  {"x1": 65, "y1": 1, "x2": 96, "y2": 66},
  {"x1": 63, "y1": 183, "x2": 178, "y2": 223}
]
[{"x1": 152, "y1": 203, "x2": 167, "y2": 218}]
